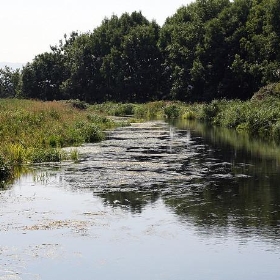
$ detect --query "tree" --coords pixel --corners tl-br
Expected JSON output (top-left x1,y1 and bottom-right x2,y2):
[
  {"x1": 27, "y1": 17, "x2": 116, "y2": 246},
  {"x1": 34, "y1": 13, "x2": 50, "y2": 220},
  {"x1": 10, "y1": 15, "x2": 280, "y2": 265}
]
[
  {"x1": 0, "y1": 66, "x2": 22, "y2": 98},
  {"x1": 22, "y1": 52, "x2": 67, "y2": 100},
  {"x1": 159, "y1": 0, "x2": 231, "y2": 101},
  {"x1": 100, "y1": 22, "x2": 163, "y2": 102}
]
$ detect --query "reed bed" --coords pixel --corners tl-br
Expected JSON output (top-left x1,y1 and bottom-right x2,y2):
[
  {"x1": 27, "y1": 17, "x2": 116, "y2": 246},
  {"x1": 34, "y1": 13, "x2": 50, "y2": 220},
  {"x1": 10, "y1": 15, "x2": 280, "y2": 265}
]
[{"x1": 0, "y1": 99, "x2": 117, "y2": 181}]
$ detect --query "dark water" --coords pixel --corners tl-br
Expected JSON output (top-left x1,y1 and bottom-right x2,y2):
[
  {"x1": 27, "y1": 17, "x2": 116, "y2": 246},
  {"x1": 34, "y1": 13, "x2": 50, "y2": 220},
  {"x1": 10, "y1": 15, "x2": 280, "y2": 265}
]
[{"x1": 1, "y1": 120, "x2": 280, "y2": 279}]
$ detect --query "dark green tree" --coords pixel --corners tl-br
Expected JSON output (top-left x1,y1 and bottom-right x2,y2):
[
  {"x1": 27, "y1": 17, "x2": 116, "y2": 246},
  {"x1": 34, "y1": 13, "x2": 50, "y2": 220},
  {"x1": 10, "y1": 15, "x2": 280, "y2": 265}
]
[
  {"x1": 159, "y1": 0, "x2": 231, "y2": 101},
  {"x1": 0, "y1": 66, "x2": 22, "y2": 98},
  {"x1": 21, "y1": 51, "x2": 67, "y2": 100},
  {"x1": 100, "y1": 22, "x2": 163, "y2": 102}
]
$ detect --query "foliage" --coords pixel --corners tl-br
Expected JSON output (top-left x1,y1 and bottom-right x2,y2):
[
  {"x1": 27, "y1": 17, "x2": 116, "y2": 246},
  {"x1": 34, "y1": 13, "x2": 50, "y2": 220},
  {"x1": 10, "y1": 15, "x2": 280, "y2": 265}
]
[
  {"x1": 164, "y1": 104, "x2": 180, "y2": 119},
  {"x1": 251, "y1": 83, "x2": 280, "y2": 100},
  {"x1": 66, "y1": 99, "x2": 89, "y2": 109},
  {"x1": 0, "y1": 99, "x2": 120, "y2": 176},
  {"x1": 2, "y1": 0, "x2": 280, "y2": 105},
  {"x1": 197, "y1": 97, "x2": 280, "y2": 142},
  {"x1": 0, "y1": 66, "x2": 22, "y2": 98},
  {"x1": 9, "y1": 0, "x2": 278, "y2": 103},
  {"x1": 29, "y1": 148, "x2": 63, "y2": 163}
]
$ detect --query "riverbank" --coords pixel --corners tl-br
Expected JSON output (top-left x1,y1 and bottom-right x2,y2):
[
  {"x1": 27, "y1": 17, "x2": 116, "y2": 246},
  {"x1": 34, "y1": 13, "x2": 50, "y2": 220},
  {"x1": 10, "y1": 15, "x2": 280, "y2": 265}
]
[
  {"x1": 2, "y1": 95, "x2": 280, "y2": 184},
  {"x1": 0, "y1": 99, "x2": 128, "y2": 184},
  {"x1": 92, "y1": 95, "x2": 280, "y2": 143}
]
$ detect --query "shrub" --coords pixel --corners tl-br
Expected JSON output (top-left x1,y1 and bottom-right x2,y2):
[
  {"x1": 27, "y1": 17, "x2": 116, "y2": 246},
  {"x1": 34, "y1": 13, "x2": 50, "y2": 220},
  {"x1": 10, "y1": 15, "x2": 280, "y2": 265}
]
[
  {"x1": 215, "y1": 101, "x2": 248, "y2": 128},
  {"x1": 164, "y1": 104, "x2": 180, "y2": 119},
  {"x1": 83, "y1": 123, "x2": 105, "y2": 142},
  {"x1": 199, "y1": 100, "x2": 222, "y2": 122},
  {"x1": 251, "y1": 83, "x2": 280, "y2": 100},
  {"x1": 114, "y1": 103, "x2": 135, "y2": 116},
  {"x1": 66, "y1": 99, "x2": 89, "y2": 110}
]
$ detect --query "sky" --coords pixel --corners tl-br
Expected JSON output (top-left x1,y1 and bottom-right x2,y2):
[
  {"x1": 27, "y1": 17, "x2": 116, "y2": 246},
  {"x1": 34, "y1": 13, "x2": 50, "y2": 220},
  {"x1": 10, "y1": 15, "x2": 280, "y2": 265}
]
[{"x1": 1, "y1": 0, "x2": 193, "y2": 64}]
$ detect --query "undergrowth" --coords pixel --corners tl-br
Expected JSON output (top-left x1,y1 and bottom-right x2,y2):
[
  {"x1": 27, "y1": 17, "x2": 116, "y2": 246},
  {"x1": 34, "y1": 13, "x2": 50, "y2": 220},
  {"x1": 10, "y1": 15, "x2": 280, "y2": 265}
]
[
  {"x1": 2, "y1": 92, "x2": 280, "y2": 184},
  {"x1": 198, "y1": 97, "x2": 280, "y2": 142},
  {"x1": 0, "y1": 99, "x2": 118, "y2": 182}
]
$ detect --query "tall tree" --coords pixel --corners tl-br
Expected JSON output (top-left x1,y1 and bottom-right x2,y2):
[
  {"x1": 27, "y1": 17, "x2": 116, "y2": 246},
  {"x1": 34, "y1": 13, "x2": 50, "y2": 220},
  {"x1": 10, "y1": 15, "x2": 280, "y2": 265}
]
[
  {"x1": 159, "y1": 0, "x2": 231, "y2": 101},
  {"x1": 0, "y1": 66, "x2": 21, "y2": 98},
  {"x1": 22, "y1": 52, "x2": 67, "y2": 100}
]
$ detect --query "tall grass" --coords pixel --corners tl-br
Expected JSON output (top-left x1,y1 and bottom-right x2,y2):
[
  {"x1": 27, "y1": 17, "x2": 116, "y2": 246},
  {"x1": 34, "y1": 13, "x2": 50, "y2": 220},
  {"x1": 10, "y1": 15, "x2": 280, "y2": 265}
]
[
  {"x1": 198, "y1": 98, "x2": 280, "y2": 142},
  {"x1": 92, "y1": 101, "x2": 199, "y2": 120},
  {"x1": 2, "y1": 96, "x2": 280, "y2": 183},
  {"x1": 0, "y1": 99, "x2": 119, "y2": 182}
]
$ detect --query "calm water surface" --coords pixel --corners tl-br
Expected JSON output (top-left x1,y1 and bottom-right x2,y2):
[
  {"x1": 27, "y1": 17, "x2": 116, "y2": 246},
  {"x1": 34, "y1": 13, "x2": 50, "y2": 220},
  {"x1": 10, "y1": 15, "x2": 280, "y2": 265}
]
[{"x1": 0, "y1": 120, "x2": 280, "y2": 279}]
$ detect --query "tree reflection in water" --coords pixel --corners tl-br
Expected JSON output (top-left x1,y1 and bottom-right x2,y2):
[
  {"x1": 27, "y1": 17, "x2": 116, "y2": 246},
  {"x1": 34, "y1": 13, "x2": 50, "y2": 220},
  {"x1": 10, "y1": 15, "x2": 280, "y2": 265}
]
[{"x1": 92, "y1": 120, "x2": 280, "y2": 242}]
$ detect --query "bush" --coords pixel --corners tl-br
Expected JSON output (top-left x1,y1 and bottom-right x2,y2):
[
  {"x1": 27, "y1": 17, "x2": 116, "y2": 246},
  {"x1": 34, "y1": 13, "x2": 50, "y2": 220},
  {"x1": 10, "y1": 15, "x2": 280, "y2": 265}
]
[
  {"x1": 164, "y1": 104, "x2": 180, "y2": 119},
  {"x1": 84, "y1": 123, "x2": 105, "y2": 142},
  {"x1": 199, "y1": 100, "x2": 223, "y2": 122},
  {"x1": 215, "y1": 101, "x2": 248, "y2": 128},
  {"x1": 252, "y1": 83, "x2": 280, "y2": 100},
  {"x1": 114, "y1": 103, "x2": 135, "y2": 116},
  {"x1": 66, "y1": 99, "x2": 89, "y2": 110}
]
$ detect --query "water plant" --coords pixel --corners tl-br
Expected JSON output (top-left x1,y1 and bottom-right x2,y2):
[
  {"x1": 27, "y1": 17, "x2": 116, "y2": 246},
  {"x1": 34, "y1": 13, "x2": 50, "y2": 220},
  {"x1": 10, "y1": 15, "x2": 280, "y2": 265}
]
[
  {"x1": 69, "y1": 149, "x2": 79, "y2": 162},
  {"x1": 197, "y1": 97, "x2": 280, "y2": 143}
]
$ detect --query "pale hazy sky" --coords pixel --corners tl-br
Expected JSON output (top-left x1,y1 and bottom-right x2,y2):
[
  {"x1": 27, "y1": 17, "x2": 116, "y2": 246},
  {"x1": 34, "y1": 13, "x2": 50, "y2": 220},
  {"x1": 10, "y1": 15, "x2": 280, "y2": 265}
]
[{"x1": 1, "y1": 0, "x2": 193, "y2": 63}]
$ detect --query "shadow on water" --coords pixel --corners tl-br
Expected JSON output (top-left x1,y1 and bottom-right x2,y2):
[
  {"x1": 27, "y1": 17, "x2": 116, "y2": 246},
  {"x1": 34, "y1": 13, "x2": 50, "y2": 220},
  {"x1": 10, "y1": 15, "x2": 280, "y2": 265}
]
[
  {"x1": 163, "y1": 120, "x2": 280, "y2": 239},
  {"x1": 100, "y1": 191, "x2": 161, "y2": 213},
  {"x1": 0, "y1": 165, "x2": 32, "y2": 191},
  {"x1": 61, "y1": 120, "x2": 280, "y2": 243}
]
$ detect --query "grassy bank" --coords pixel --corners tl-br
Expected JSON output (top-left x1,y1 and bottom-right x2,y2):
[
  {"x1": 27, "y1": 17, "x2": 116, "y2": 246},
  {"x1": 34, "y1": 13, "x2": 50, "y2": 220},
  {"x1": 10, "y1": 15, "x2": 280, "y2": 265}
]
[
  {"x1": 0, "y1": 99, "x2": 121, "y2": 183},
  {"x1": 92, "y1": 98, "x2": 280, "y2": 143},
  {"x1": 198, "y1": 98, "x2": 280, "y2": 142},
  {"x1": 2, "y1": 94, "x2": 280, "y2": 184},
  {"x1": 92, "y1": 101, "x2": 200, "y2": 120}
]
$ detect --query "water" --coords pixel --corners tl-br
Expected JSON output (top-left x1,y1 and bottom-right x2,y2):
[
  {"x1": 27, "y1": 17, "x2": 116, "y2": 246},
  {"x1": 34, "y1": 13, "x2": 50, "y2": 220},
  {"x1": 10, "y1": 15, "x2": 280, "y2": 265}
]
[{"x1": 1, "y1": 120, "x2": 280, "y2": 279}]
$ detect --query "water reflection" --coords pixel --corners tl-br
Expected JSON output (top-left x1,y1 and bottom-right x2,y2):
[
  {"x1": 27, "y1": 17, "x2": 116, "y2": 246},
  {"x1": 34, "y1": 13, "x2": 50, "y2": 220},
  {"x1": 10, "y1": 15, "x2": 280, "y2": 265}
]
[
  {"x1": 80, "y1": 120, "x2": 280, "y2": 243},
  {"x1": 2, "y1": 120, "x2": 280, "y2": 279},
  {"x1": 0, "y1": 165, "x2": 31, "y2": 190},
  {"x1": 168, "y1": 120, "x2": 280, "y2": 238},
  {"x1": 99, "y1": 191, "x2": 160, "y2": 213}
]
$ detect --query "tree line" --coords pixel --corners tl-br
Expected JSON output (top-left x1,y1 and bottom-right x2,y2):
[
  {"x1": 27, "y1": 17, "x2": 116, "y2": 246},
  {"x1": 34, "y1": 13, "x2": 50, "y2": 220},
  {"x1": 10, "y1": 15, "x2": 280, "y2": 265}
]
[{"x1": 1, "y1": 0, "x2": 280, "y2": 103}]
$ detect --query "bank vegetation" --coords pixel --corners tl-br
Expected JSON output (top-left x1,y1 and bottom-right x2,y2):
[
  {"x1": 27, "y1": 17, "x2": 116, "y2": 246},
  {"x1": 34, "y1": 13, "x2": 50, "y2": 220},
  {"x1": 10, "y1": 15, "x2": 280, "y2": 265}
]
[{"x1": 1, "y1": 0, "x2": 280, "y2": 183}]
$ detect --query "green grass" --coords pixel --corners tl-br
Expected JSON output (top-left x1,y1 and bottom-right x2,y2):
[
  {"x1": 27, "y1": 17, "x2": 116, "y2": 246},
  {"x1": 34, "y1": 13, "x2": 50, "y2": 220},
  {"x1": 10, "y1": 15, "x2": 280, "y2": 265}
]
[
  {"x1": 197, "y1": 97, "x2": 280, "y2": 142},
  {"x1": 0, "y1": 99, "x2": 120, "y2": 182},
  {"x1": 2, "y1": 90, "x2": 280, "y2": 184}
]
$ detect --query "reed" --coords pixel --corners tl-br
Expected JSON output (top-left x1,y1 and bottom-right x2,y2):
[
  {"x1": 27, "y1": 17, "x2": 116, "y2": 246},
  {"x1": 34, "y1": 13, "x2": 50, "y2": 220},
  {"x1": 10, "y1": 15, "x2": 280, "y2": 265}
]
[{"x1": 0, "y1": 99, "x2": 120, "y2": 182}]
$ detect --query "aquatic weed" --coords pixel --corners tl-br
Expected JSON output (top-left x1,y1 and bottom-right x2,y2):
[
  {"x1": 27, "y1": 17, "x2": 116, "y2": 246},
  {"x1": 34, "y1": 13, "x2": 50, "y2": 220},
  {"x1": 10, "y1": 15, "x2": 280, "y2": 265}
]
[
  {"x1": 30, "y1": 148, "x2": 62, "y2": 163},
  {"x1": 70, "y1": 149, "x2": 79, "y2": 162}
]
